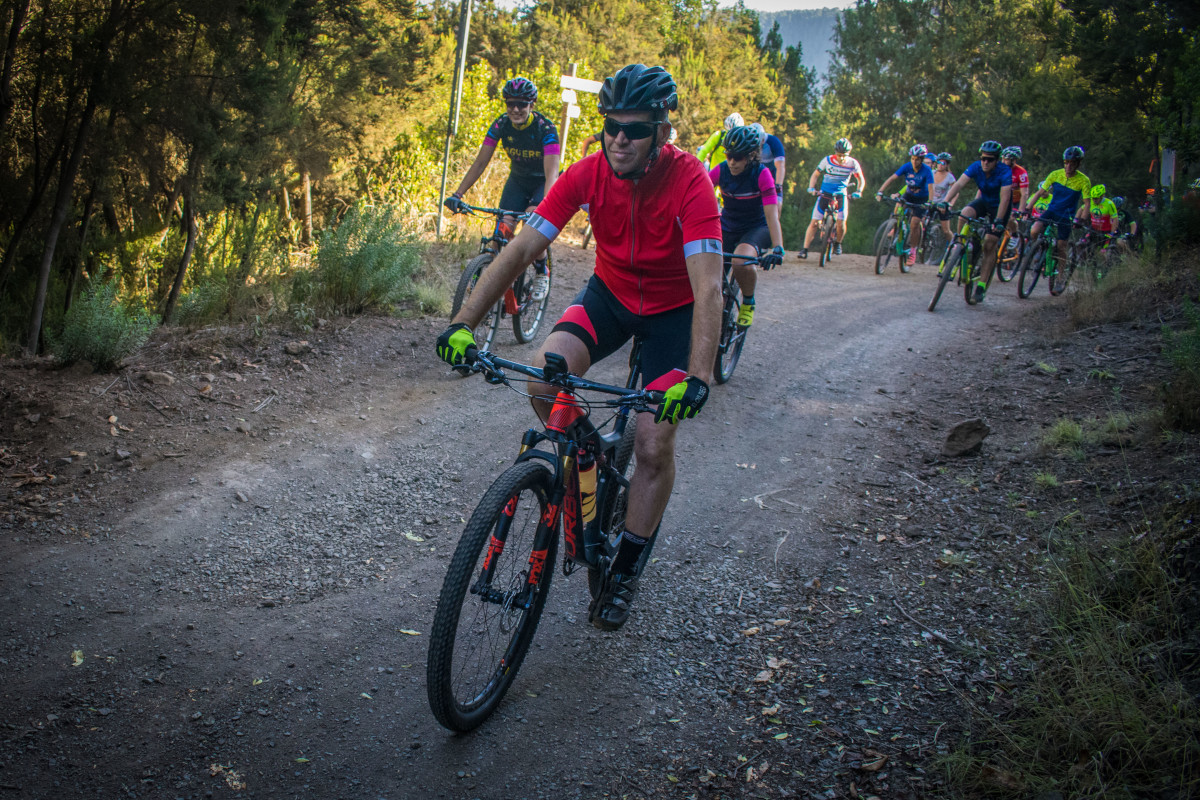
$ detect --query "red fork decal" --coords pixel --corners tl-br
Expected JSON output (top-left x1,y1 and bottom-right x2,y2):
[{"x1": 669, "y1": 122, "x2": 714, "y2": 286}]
[
  {"x1": 481, "y1": 535, "x2": 505, "y2": 573},
  {"x1": 527, "y1": 548, "x2": 548, "y2": 586},
  {"x1": 502, "y1": 495, "x2": 519, "y2": 518},
  {"x1": 541, "y1": 502, "x2": 559, "y2": 528}
]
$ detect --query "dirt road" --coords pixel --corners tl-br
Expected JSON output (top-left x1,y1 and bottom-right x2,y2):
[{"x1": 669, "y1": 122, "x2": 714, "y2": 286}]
[{"x1": 1, "y1": 244, "x2": 1102, "y2": 798}]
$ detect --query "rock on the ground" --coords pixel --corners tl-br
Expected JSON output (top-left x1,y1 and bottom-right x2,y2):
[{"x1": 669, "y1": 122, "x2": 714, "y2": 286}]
[{"x1": 942, "y1": 418, "x2": 990, "y2": 457}]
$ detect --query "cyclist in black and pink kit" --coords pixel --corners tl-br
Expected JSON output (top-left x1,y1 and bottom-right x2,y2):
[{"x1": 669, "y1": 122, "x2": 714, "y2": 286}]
[
  {"x1": 438, "y1": 64, "x2": 723, "y2": 632},
  {"x1": 445, "y1": 77, "x2": 561, "y2": 301},
  {"x1": 708, "y1": 125, "x2": 785, "y2": 327}
]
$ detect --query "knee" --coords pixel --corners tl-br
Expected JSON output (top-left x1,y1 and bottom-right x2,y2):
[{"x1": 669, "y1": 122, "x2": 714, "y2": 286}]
[{"x1": 634, "y1": 426, "x2": 676, "y2": 474}]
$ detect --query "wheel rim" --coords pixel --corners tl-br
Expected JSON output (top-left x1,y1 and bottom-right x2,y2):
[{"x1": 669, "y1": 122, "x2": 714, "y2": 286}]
[{"x1": 448, "y1": 484, "x2": 544, "y2": 714}]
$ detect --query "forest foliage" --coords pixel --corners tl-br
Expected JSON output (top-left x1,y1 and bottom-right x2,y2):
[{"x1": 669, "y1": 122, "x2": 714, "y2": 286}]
[{"x1": 0, "y1": 0, "x2": 1195, "y2": 359}]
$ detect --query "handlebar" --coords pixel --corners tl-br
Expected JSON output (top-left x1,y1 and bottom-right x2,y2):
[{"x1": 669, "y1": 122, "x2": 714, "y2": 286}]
[
  {"x1": 720, "y1": 251, "x2": 764, "y2": 265},
  {"x1": 451, "y1": 203, "x2": 531, "y2": 220},
  {"x1": 462, "y1": 348, "x2": 664, "y2": 413}
]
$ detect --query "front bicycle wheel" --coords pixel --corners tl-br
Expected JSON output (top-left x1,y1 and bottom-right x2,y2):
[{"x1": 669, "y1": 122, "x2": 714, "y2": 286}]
[
  {"x1": 714, "y1": 283, "x2": 746, "y2": 384},
  {"x1": 873, "y1": 219, "x2": 896, "y2": 275},
  {"x1": 964, "y1": 246, "x2": 982, "y2": 305},
  {"x1": 1017, "y1": 240, "x2": 1045, "y2": 299},
  {"x1": 1049, "y1": 249, "x2": 1076, "y2": 296},
  {"x1": 928, "y1": 243, "x2": 961, "y2": 312},
  {"x1": 451, "y1": 253, "x2": 502, "y2": 353},
  {"x1": 818, "y1": 216, "x2": 835, "y2": 267},
  {"x1": 511, "y1": 247, "x2": 553, "y2": 343},
  {"x1": 995, "y1": 231, "x2": 1021, "y2": 282},
  {"x1": 427, "y1": 461, "x2": 556, "y2": 732}
]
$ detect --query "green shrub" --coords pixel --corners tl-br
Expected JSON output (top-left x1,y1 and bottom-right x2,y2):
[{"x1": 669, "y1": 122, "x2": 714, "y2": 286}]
[
  {"x1": 301, "y1": 204, "x2": 419, "y2": 315},
  {"x1": 48, "y1": 281, "x2": 156, "y2": 371},
  {"x1": 1162, "y1": 298, "x2": 1200, "y2": 431}
]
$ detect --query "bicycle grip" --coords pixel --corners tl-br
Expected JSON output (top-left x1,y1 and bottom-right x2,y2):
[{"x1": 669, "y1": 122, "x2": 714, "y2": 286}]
[{"x1": 464, "y1": 345, "x2": 479, "y2": 365}]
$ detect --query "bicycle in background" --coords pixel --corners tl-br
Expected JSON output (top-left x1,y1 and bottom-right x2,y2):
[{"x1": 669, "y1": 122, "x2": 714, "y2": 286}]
[
  {"x1": 448, "y1": 204, "x2": 554, "y2": 352},
  {"x1": 873, "y1": 196, "x2": 928, "y2": 274}
]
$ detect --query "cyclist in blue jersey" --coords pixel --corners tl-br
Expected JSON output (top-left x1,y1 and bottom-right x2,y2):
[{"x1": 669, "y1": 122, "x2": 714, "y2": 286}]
[
  {"x1": 801, "y1": 137, "x2": 866, "y2": 259},
  {"x1": 708, "y1": 126, "x2": 785, "y2": 327},
  {"x1": 938, "y1": 140, "x2": 1013, "y2": 303},
  {"x1": 750, "y1": 123, "x2": 787, "y2": 199},
  {"x1": 445, "y1": 77, "x2": 561, "y2": 300},
  {"x1": 875, "y1": 144, "x2": 935, "y2": 267}
]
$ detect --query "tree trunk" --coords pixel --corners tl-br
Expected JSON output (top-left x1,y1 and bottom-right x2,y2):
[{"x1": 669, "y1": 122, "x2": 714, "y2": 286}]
[
  {"x1": 64, "y1": 186, "x2": 95, "y2": 312},
  {"x1": 0, "y1": 0, "x2": 31, "y2": 139},
  {"x1": 302, "y1": 170, "x2": 313, "y2": 246},
  {"x1": 26, "y1": 90, "x2": 97, "y2": 354},
  {"x1": 161, "y1": 191, "x2": 196, "y2": 325}
]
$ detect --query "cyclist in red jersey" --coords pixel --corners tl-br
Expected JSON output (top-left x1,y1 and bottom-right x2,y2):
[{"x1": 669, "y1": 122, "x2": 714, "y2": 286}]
[
  {"x1": 1000, "y1": 146, "x2": 1029, "y2": 254},
  {"x1": 437, "y1": 64, "x2": 723, "y2": 632}
]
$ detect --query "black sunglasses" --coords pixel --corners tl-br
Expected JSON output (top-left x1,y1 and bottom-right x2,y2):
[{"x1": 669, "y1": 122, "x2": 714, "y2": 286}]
[
  {"x1": 726, "y1": 152, "x2": 749, "y2": 162},
  {"x1": 980, "y1": 156, "x2": 997, "y2": 163},
  {"x1": 505, "y1": 101, "x2": 530, "y2": 109},
  {"x1": 603, "y1": 118, "x2": 659, "y2": 141}
]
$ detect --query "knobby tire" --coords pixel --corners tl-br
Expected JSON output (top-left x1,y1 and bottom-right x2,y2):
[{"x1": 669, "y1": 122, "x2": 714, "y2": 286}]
[
  {"x1": 589, "y1": 417, "x2": 638, "y2": 600},
  {"x1": 714, "y1": 280, "x2": 746, "y2": 384},
  {"x1": 451, "y1": 253, "x2": 502, "y2": 356},
  {"x1": 996, "y1": 231, "x2": 1022, "y2": 282},
  {"x1": 1049, "y1": 249, "x2": 1076, "y2": 296},
  {"x1": 512, "y1": 247, "x2": 553, "y2": 343},
  {"x1": 1017, "y1": 240, "x2": 1045, "y2": 299},
  {"x1": 427, "y1": 461, "x2": 556, "y2": 732},
  {"x1": 929, "y1": 243, "x2": 961, "y2": 312},
  {"x1": 817, "y1": 214, "x2": 835, "y2": 268},
  {"x1": 873, "y1": 219, "x2": 895, "y2": 275}
]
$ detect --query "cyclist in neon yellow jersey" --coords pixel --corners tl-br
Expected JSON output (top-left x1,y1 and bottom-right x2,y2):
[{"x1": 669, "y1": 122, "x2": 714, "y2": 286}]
[
  {"x1": 697, "y1": 112, "x2": 743, "y2": 170},
  {"x1": 1024, "y1": 146, "x2": 1091, "y2": 267},
  {"x1": 1087, "y1": 184, "x2": 1117, "y2": 234}
]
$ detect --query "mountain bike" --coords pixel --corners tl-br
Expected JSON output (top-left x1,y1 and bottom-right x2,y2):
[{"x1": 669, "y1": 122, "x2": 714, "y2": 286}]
[
  {"x1": 427, "y1": 346, "x2": 662, "y2": 732},
  {"x1": 714, "y1": 249, "x2": 762, "y2": 384},
  {"x1": 873, "y1": 196, "x2": 927, "y2": 274},
  {"x1": 449, "y1": 204, "x2": 553, "y2": 351},
  {"x1": 994, "y1": 211, "x2": 1029, "y2": 283},
  {"x1": 928, "y1": 211, "x2": 992, "y2": 312},
  {"x1": 811, "y1": 191, "x2": 843, "y2": 268},
  {"x1": 1017, "y1": 219, "x2": 1087, "y2": 298},
  {"x1": 918, "y1": 212, "x2": 949, "y2": 265}
]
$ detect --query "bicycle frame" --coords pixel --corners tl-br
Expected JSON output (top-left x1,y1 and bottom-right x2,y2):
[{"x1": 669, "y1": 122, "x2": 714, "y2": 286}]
[{"x1": 466, "y1": 348, "x2": 656, "y2": 607}]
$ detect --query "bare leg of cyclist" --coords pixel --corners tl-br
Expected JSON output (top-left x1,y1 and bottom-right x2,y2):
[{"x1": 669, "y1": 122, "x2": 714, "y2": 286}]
[
  {"x1": 802, "y1": 219, "x2": 820, "y2": 250},
  {"x1": 835, "y1": 219, "x2": 846, "y2": 243}
]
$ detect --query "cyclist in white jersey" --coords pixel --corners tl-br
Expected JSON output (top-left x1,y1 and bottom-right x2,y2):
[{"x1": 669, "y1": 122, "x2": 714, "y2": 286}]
[{"x1": 800, "y1": 137, "x2": 865, "y2": 258}]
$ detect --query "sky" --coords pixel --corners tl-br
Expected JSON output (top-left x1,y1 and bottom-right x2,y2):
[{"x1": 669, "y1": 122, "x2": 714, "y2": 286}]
[{"x1": 720, "y1": 1, "x2": 854, "y2": 9}]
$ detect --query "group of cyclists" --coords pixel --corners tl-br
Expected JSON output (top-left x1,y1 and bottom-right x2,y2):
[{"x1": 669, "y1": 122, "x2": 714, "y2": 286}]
[{"x1": 433, "y1": 66, "x2": 1146, "y2": 634}]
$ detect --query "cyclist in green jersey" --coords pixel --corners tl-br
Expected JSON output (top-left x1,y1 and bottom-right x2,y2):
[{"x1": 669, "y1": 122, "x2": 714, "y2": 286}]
[{"x1": 697, "y1": 112, "x2": 743, "y2": 170}]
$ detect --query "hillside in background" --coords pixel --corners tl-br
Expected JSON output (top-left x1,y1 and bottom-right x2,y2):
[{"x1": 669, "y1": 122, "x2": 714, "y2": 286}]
[{"x1": 758, "y1": 7, "x2": 841, "y2": 82}]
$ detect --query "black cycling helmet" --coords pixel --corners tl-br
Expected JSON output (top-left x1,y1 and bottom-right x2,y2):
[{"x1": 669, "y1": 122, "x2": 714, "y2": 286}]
[
  {"x1": 1113, "y1": 196, "x2": 1125, "y2": 209},
  {"x1": 597, "y1": 64, "x2": 678, "y2": 120},
  {"x1": 502, "y1": 77, "x2": 538, "y2": 102},
  {"x1": 979, "y1": 140, "x2": 1003, "y2": 156},
  {"x1": 1063, "y1": 145, "x2": 1085, "y2": 161},
  {"x1": 724, "y1": 126, "x2": 760, "y2": 158}
]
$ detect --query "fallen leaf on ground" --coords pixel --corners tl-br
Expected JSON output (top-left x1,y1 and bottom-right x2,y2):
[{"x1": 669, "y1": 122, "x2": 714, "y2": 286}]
[
  {"x1": 404, "y1": 531, "x2": 424, "y2": 542},
  {"x1": 741, "y1": 627, "x2": 760, "y2": 636},
  {"x1": 71, "y1": 650, "x2": 84, "y2": 667},
  {"x1": 754, "y1": 670, "x2": 774, "y2": 683},
  {"x1": 397, "y1": 629, "x2": 421, "y2": 636}
]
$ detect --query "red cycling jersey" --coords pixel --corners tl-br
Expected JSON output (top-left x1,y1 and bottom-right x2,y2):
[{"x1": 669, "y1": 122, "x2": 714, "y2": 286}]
[
  {"x1": 1010, "y1": 165, "x2": 1029, "y2": 205},
  {"x1": 527, "y1": 144, "x2": 722, "y2": 316}
]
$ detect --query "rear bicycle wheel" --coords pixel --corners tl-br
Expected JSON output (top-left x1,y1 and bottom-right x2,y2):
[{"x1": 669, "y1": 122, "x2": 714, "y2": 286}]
[
  {"x1": 928, "y1": 243, "x2": 961, "y2": 312},
  {"x1": 451, "y1": 253, "x2": 502, "y2": 354},
  {"x1": 1017, "y1": 240, "x2": 1045, "y2": 299},
  {"x1": 714, "y1": 283, "x2": 746, "y2": 384},
  {"x1": 426, "y1": 461, "x2": 556, "y2": 732},
  {"x1": 873, "y1": 219, "x2": 896, "y2": 274},
  {"x1": 511, "y1": 247, "x2": 553, "y2": 343}
]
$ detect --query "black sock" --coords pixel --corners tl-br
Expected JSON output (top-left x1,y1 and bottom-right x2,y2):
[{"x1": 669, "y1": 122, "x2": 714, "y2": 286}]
[
  {"x1": 611, "y1": 530, "x2": 649, "y2": 575},
  {"x1": 743, "y1": 294, "x2": 754, "y2": 305}
]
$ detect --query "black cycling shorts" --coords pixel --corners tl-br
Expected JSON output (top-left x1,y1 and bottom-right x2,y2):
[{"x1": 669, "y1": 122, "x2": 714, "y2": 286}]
[
  {"x1": 966, "y1": 197, "x2": 1010, "y2": 231},
  {"x1": 901, "y1": 192, "x2": 928, "y2": 218},
  {"x1": 498, "y1": 173, "x2": 546, "y2": 215},
  {"x1": 721, "y1": 225, "x2": 770, "y2": 255},
  {"x1": 1038, "y1": 212, "x2": 1074, "y2": 242},
  {"x1": 551, "y1": 275, "x2": 691, "y2": 391}
]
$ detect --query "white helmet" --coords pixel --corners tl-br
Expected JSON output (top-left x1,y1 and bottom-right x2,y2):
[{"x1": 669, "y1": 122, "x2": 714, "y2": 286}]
[
  {"x1": 749, "y1": 122, "x2": 767, "y2": 147},
  {"x1": 724, "y1": 112, "x2": 744, "y2": 131}
]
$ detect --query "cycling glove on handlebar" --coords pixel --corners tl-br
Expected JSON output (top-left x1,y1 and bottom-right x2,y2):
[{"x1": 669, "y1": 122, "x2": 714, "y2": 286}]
[
  {"x1": 656, "y1": 376, "x2": 709, "y2": 424},
  {"x1": 443, "y1": 195, "x2": 467, "y2": 213},
  {"x1": 436, "y1": 323, "x2": 476, "y2": 367},
  {"x1": 761, "y1": 246, "x2": 784, "y2": 269}
]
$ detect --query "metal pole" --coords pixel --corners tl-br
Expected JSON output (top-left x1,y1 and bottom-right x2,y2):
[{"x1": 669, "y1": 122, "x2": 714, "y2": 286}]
[{"x1": 437, "y1": 0, "x2": 473, "y2": 238}]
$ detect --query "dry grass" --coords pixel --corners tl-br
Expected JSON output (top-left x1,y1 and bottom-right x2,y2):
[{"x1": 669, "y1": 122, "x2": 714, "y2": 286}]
[{"x1": 1068, "y1": 247, "x2": 1200, "y2": 328}]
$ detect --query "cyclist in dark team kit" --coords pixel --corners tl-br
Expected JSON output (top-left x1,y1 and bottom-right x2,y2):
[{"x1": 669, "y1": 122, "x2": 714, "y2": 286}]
[
  {"x1": 708, "y1": 125, "x2": 785, "y2": 326},
  {"x1": 437, "y1": 64, "x2": 723, "y2": 632},
  {"x1": 445, "y1": 77, "x2": 561, "y2": 301}
]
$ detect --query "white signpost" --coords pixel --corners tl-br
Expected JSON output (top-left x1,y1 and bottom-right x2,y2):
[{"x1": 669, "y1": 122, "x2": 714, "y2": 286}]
[{"x1": 558, "y1": 69, "x2": 602, "y2": 155}]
